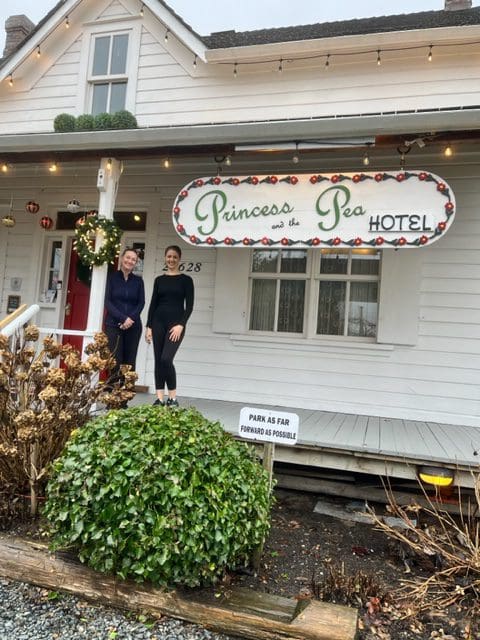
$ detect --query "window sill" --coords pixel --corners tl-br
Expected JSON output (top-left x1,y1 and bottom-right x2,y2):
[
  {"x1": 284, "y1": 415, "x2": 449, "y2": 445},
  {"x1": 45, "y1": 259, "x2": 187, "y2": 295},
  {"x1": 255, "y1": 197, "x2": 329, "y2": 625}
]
[{"x1": 230, "y1": 333, "x2": 394, "y2": 357}]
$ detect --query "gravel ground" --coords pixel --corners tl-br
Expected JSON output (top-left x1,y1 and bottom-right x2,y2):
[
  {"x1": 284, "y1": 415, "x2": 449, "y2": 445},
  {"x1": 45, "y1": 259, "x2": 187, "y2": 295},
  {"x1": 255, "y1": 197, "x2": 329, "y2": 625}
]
[{"x1": 0, "y1": 578, "x2": 236, "y2": 640}]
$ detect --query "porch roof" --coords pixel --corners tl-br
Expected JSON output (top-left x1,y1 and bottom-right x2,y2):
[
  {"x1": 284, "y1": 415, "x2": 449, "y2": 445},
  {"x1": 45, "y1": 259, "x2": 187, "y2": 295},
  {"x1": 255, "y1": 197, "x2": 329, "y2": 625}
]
[{"x1": 1, "y1": 108, "x2": 480, "y2": 161}]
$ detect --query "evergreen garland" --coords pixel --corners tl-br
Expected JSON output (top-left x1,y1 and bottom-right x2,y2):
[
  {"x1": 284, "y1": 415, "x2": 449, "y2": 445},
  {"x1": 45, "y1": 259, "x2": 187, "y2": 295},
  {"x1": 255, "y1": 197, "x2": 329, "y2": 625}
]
[{"x1": 74, "y1": 216, "x2": 122, "y2": 267}]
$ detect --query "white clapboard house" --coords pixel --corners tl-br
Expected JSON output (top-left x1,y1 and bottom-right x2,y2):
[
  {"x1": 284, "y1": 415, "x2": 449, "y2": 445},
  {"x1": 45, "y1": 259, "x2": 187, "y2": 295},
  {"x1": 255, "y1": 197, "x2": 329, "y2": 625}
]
[{"x1": 0, "y1": 0, "x2": 479, "y2": 486}]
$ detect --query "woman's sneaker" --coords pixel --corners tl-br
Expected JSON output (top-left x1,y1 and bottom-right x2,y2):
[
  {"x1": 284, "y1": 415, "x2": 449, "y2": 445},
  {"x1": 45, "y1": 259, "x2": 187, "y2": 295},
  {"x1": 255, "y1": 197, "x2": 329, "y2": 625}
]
[
  {"x1": 152, "y1": 398, "x2": 164, "y2": 406},
  {"x1": 166, "y1": 398, "x2": 179, "y2": 407}
]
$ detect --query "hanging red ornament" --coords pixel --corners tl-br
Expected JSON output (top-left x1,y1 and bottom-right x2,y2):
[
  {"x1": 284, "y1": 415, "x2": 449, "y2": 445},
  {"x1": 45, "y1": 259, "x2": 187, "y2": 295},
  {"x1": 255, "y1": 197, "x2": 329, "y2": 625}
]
[
  {"x1": 25, "y1": 201, "x2": 40, "y2": 214},
  {"x1": 86, "y1": 209, "x2": 98, "y2": 217},
  {"x1": 75, "y1": 216, "x2": 85, "y2": 227},
  {"x1": 40, "y1": 216, "x2": 53, "y2": 230}
]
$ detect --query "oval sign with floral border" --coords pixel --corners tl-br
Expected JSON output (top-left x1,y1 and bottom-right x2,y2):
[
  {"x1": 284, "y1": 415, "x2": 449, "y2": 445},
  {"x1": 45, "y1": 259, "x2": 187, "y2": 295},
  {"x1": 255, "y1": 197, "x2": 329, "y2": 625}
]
[{"x1": 172, "y1": 171, "x2": 455, "y2": 248}]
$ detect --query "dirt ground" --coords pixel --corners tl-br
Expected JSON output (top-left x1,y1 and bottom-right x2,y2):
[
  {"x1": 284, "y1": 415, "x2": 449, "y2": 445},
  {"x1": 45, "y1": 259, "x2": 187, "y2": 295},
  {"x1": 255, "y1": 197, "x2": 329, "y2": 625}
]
[
  {"x1": 2, "y1": 486, "x2": 479, "y2": 640},
  {"x1": 231, "y1": 488, "x2": 479, "y2": 640}
]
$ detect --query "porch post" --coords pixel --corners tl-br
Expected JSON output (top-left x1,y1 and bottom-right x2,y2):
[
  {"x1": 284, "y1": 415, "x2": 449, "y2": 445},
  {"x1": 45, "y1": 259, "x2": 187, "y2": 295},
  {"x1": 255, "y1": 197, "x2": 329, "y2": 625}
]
[{"x1": 83, "y1": 157, "x2": 122, "y2": 348}]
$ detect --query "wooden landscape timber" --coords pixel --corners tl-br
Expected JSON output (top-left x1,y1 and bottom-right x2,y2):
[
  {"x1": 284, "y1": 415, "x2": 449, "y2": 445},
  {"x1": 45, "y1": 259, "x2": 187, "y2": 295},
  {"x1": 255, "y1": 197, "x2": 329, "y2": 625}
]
[{"x1": 0, "y1": 536, "x2": 358, "y2": 640}]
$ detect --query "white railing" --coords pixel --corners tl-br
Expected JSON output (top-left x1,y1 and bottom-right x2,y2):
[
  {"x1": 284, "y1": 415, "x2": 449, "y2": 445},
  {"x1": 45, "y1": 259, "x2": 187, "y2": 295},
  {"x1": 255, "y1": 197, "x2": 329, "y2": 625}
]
[{"x1": 0, "y1": 304, "x2": 40, "y2": 337}]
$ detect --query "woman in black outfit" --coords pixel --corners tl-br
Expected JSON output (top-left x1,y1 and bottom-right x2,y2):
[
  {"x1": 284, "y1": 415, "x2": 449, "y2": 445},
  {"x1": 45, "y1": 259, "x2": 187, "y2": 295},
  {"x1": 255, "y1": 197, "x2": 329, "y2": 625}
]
[
  {"x1": 145, "y1": 245, "x2": 194, "y2": 406},
  {"x1": 104, "y1": 247, "x2": 145, "y2": 381}
]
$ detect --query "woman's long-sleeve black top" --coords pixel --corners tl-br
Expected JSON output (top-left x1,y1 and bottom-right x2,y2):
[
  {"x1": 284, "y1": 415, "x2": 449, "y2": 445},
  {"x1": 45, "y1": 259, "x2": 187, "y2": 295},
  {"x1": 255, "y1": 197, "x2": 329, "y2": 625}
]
[{"x1": 146, "y1": 274, "x2": 194, "y2": 329}]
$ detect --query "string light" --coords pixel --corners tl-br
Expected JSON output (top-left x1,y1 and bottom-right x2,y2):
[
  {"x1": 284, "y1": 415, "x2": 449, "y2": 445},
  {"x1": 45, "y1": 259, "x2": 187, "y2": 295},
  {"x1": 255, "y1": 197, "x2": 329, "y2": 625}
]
[
  {"x1": 362, "y1": 151, "x2": 370, "y2": 166},
  {"x1": 376, "y1": 49, "x2": 381, "y2": 66},
  {"x1": 1, "y1": 163, "x2": 8, "y2": 173},
  {"x1": 292, "y1": 143, "x2": 299, "y2": 164},
  {"x1": 225, "y1": 155, "x2": 232, "y2": 167},
  {"x1": 163, "y1": 157, "x2": 170, "y2": 168},
  {"x1": 193, "y1": 54, "x2": 197, "y2": 69},
  {"x1": 140, "y1": 3, "x2": 144, "y2": 17},
  {"x1": 106, "y1": 158, "x2": 112, "y2": 170},
  {"x1": 36, "y1": 45, "x2": 41, "y2": 58},
  {"x1": 65, "y1": 16, "x2": 70, "y2": 29},
  {"x1": 325, "y1": 54, "x2": 330, "y2": 69},
  {"x1": 8, "y1": 74, "x2": 13, "y2": 87},
  {"x1": 49, "y1": 162, "x2": 58, "y2": 173},
  {"x1": 233, "y1": 62, "x2": 238, "y2": 78},
  {"x1": 444, "y1": 144, "x2": 453, "y2": 157},
  {"x1": 278, "y1": 58, "x2": 283, "y2": 73},
  {"x1": 428, "y1": 45, "x2": 433, "y2": 62},
  {"x1": 164, "y1": 29, "x2": 170, "y2": 43}
]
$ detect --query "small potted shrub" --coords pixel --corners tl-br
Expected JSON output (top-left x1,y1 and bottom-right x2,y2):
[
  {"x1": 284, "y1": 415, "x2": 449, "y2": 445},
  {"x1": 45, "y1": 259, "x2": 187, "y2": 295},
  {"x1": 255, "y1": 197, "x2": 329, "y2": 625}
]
[
  {"x1": 93, "y1": 112, "x2": 113, "y2": 130},
  {"x1": 53, "y1": 113, "x2": 76, "y2": 132},
  {"x1": 111, "y1": 109, "x2": 138, "y2": 129},
  {"x1": 44, "y1": 405, "x2": 273, "y2": 587},
  {"x1": 76, "y1": 114, "x2": 95, "y2": 131}
]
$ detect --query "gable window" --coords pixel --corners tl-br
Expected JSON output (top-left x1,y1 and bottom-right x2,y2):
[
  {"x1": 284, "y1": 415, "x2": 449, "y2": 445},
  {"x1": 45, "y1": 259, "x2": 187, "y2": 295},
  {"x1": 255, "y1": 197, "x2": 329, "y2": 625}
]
[
  {"x1": 249, "y1": 248, "x2": 380, "y2": 338},
  {"x1": 89, "y1": 33, "x2": 129, "y2": 114}
]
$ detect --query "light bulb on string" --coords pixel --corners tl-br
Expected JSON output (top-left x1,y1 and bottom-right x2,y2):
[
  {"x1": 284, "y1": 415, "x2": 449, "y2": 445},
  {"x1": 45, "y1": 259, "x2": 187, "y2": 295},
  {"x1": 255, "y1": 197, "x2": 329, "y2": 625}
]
[
  {"x1": 444, "y1": 144, "x2": 453, "y2": 157},
  {"x1": 1, "y1": 163, "x2": 8, "y2": 173},
  {"x1": 36, "y1": 45, "x2": 41, "y2": 58},
  {"x1": 233, "y1": 63, "x2": 238, "y2": 78},
  {"x1": 49, "y1": 162, "x2": 58, "y2": 173},
  {"x1": 225, "y1": 155, "x2": 232, "y2": 167},
  {"x1": 278, "y1": 58, "x2": 283, "y2": 73},
  {"x1": 376, "y1": 50, "x2": 381, "y2": 66},
  {"x1": 362, "y1": 151, "x2": 370, "y2": 166},
  {"x1": 292, "y1": 143, "x2": 299, "y2": 164},
  {"x1": 428, "y1": 45, "x2": 433, "y2": 62},
  {"x1": 164, "y1": 29, "x2": 170, "y2": 43},
  {"x1": 163, "y1": 157, "x2": 170, "y2": 169},
  {"x1": 8, "y1": 74, "x2": 13, "y2": 87},
  {"x1": 106, "y1": 158, "x2": 112, "y2": 170},
  {"x1": 140, "y1": 3, "x2": 144, "y2": 17},
  {"x1": 325, "y1": 54, "x2": 330, "y2": 69},
  {"x1": 65, "y1": 16, "x2": 70, "y2": 29},
  {"x1": 193, "y1": 55, "x2": 197, "y2": 69}
]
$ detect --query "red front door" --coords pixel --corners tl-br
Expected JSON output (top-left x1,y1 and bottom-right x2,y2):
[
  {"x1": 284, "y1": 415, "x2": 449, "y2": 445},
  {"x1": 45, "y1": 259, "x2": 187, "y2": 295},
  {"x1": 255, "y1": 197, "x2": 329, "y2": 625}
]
[{"x1": 63, "y1": 247, "x2": 91, "y2": 354}]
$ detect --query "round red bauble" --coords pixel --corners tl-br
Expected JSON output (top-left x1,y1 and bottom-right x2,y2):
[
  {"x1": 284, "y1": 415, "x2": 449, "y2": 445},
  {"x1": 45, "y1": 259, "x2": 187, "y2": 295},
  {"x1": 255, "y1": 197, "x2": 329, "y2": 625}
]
[
  {"x1": 195, "y1": 179, "x2": 204, "y2": 187},
  {"x1": 437, "y1": 182, "x2": 446, "y2": 192},
  {"x1": 207, "y1": 237, "x2": 215, "y2": 245},
  {"x1": 261, "y1": 237, "x2": 270, "y2": 245},
  {"x1": 354, "y1": 237, "x2": 362, "y2": 246},
  {"x1": 396, "y1": 173, "x2": 405, "y2": 182},
  {"x1": 375, "y1": 236, "x2": 384, "y2": 245},
  {"x1": 310, "y1": 175, "x2": 318, "y2": 184},
  {"x1": 281, "y1": 237, "x2": 289, "y2": 246},
  {"x1": 438, "y1": 222, "x2": 447, "y2": 231},
  {"x1": 445, "y1": 202, "x2": 454, "y2": 211},
  {"x1": 213, "y1": 177, "x2": 221, "y2": 185},
  {"x1": 232, "y1": 178, "x2": 240, "y2": 185},
  {"x1": 40, "y1": 216, "x2": 53, "y2": 230},
  {"x1": 176, "y1": 224, "x2": 184, "y2": 232},
  {"x1": 418, "y1": 172, "x2": 428, "y2": 181},
  {"x1": 181, "y1": 190, "x2": 188, "y2": 197},
  {"x1": 251, "y1": 176, "x2": 259, "y2": 185},
  {"x1": 374, "y1": 173, "x2": 383, "y2": 182},
  {"x1": 26, "y1": 201, "x2": 40, "y2": 214},
  {"x1": 189, "y1": 234, "x2": 197, "y2": 243},
  {"x1": 173, "y1": 206, "x2": 180, "y2": 215},
  {"x1": 242, "y1": 237, "x2": 251, "y2": 245},
  {"x1": 333, "y1": 237, "x2": 341, "y2": 245},
  {"x1": 269, "y1": 176, "x2": 278, "y2": 184},
  {"x1": 398, "y1": 237, "x2": 407, "y2": 246},
  {"x1": 352, "y1": 174, "x2": 361, "y2": 183},
  {"x1": 331, "y1": 175, "x2": 339, "y2": 183},
  {"x1": 419, "y1": 235, "x2": 428, "y2": 245},
  {"x1": 224, "y1": 237, "x2": 232, "y2": 245},
  {"x1": 290, "y1": 176, "x2": 298, "y2": 185},
  {"x1": 312, "y1": 237, "x2": 320, "y2": 246}
]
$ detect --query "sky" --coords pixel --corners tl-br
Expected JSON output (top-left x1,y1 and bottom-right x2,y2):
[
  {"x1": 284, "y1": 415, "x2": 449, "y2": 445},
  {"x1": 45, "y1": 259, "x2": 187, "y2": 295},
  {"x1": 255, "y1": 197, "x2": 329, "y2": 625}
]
[{"x1": 1, "y1": 0, "x2": 480, "y2": 52}]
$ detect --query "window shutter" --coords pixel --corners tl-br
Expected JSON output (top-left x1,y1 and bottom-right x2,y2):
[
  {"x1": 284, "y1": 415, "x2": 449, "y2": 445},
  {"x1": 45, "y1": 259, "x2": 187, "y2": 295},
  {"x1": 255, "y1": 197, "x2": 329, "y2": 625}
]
[
  {"x1": 377, "y1": 249, "x2": 422, "y2": 346},
  {"x1": 212, "y1": 249, "x2": 250, "y2": 333}
]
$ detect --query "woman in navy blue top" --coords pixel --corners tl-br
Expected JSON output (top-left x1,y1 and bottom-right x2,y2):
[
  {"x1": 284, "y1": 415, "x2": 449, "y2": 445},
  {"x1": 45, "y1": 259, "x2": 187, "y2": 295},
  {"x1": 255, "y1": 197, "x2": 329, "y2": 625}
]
[
  {"x1": 145, "y1": 245, "x2": 194, "y2": 407},
  {"x1": 104, "y1": 248, "x2": 145, "y2": 381}
]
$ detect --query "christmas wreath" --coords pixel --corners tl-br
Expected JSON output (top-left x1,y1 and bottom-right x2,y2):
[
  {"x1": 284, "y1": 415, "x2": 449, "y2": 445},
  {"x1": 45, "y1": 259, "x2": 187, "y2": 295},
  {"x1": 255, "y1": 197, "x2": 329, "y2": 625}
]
[{"x1": 74, "y1": 215, "x2": 122, "y2": 267}]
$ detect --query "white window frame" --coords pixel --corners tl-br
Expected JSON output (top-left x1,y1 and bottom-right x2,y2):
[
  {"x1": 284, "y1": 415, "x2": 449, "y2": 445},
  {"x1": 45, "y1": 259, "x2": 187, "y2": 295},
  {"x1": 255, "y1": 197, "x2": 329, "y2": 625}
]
[
  {"x1": 248, "y1": 248, "x2": 380, "y2": 341},
  {"x1": 77, "y1": 20, "x2": 141, "y2": 115}
]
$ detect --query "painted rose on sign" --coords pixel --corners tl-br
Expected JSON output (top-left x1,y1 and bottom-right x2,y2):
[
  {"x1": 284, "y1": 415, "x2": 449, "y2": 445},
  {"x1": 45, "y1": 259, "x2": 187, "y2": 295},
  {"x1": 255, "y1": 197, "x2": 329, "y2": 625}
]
[{"x1": 172, "y1": 171, "x2": 455, "y2": 248}]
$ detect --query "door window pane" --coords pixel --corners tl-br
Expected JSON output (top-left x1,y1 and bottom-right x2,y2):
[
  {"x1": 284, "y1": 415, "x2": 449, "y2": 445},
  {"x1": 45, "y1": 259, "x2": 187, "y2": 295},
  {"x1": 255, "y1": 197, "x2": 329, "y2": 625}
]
[
  {"x1": 110, "y1": 82, "x2": 127, "y2": 113},
  {"x1": 250, "y1": 280, "x2": 276, "y2": 330},
  {"x1": 92, "y1": 84, "x2": 108, "y2": 115},
  {"x1": 111, "y1": 34, "x2": 128, "y2": 74},
  {"x1": 317, "y1": 281, "x2": 346, "y2": 335},
  {"x1": 92, "y1": 36, "x2": 109, "y2": 76},
  {"x1": 348, "y1": 282, "x2": 378, "y2": 337},
  {"x1": 278, "y1": 280, "x2": 305, "y2": 332},
  {"x1": 280, "y1": 250, "x2": 307, "y2": 273}
]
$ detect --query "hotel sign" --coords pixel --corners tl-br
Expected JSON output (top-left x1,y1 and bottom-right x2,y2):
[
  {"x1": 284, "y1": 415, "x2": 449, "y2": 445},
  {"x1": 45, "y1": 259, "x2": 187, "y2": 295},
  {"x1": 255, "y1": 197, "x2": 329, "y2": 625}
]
[{"x1": 172, "y1": 171, "x2": 455, "y2": 249}]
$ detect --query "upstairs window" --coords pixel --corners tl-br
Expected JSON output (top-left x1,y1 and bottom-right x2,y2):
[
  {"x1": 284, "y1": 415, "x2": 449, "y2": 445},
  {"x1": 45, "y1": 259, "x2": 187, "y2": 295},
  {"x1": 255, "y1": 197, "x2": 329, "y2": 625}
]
[{"x1": 89, "y1": 33, "x2": 129, "y2": 114}]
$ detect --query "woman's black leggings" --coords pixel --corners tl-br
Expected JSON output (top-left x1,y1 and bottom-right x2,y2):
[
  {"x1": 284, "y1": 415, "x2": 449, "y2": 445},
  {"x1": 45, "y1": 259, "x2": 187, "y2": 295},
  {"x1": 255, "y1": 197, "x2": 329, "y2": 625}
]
[{"x1": 152, "y1": 321, "x2": 183, "y2": 390}]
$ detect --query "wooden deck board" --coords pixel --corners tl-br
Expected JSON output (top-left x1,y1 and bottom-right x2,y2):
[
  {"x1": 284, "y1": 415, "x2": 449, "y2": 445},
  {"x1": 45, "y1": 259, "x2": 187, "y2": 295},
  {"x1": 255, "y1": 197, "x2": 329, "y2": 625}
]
[{"x1": 130, "y1": 395, "x2": 480, "y2": 484}]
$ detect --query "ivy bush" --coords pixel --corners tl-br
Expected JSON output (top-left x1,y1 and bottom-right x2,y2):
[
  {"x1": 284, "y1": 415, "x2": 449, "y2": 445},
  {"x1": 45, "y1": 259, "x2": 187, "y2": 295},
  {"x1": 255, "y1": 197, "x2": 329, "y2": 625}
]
[
  {"x1": 76, "y1": 114, "x2": 95, "y2": 131},
  {"x1": 44, "y1": 405, "x2": 273, "y2": 587},
  {"x1": 53, "y1": 113, "x2": 76, "y2": 132},
  {"x1": 111, "y1": 109, "x2": 137, "y2": 129}
]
